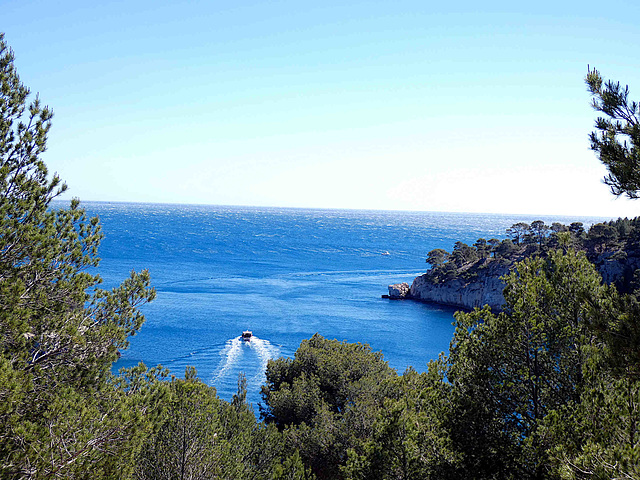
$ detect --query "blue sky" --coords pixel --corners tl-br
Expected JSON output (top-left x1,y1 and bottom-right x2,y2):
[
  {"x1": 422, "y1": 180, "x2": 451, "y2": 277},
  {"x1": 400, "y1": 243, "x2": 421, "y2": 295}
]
[{"x1": 4, "y1": 0, "x2": 640, "y2": 216}]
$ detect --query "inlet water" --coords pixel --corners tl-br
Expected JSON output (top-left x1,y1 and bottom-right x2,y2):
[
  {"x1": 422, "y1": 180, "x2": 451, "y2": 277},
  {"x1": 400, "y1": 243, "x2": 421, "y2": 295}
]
[{"x1": 75, "y1": 202, "x2": 604, "y2": 408}]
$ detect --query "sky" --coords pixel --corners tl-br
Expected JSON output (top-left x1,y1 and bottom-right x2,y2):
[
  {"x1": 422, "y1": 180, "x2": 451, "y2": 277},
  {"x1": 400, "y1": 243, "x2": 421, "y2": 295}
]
[{"x1": 3, "y1": 0, "x2": 640, "y2": 217}]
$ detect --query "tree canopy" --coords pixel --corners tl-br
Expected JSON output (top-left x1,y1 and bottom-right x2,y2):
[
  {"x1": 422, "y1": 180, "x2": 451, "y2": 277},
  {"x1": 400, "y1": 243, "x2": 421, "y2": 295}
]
[
  {"x1": 586, "y1": 67, "x2": 640, "y2": 198},
  {"x1": 0, "y1": 32, "x2": 160, "y2": 478}
]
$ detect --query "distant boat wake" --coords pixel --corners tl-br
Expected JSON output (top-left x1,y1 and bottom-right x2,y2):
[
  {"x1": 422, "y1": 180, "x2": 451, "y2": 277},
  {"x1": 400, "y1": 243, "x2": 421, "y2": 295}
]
[
  {"x1": 248, "y1": 336, "x2": 281, "y2": 384},
  {"x1": 211, "y1": 336, "x2": 280, "y2": 393},
  {"x1": 212, "y1": 337, "x2": 243, "y2": 381}
]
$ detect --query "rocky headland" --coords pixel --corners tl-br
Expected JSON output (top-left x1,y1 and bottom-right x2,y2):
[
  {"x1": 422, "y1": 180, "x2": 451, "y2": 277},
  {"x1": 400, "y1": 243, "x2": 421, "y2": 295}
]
[
  {"x1": 387, "y1": 261, "x2": 510, "y2": 311},
  {"x1": 386, "y1": 218, "x2": 640, "y2": 312}
]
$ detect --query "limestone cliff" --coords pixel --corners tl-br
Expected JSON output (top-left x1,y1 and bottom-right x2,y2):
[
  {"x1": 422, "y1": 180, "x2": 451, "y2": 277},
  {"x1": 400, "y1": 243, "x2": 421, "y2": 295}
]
[
  {"x1": 386, "y1": 218, "x2": 640, "y2": 312},
  {"x1": 408, "y1": 261, "x2": 510, "y2": 311},
  {"x1": 389, "y1": 250, "x2": 640, "y2": 313},
  {"x1": 592, "y1": 249, "x2": 640, "y2": 288}
]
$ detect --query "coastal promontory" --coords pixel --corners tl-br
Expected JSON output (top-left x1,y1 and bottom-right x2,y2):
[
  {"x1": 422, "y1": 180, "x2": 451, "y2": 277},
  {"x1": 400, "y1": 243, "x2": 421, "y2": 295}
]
[{"x1": 388, "y1": 218, "x2": 640, "y2": 312}]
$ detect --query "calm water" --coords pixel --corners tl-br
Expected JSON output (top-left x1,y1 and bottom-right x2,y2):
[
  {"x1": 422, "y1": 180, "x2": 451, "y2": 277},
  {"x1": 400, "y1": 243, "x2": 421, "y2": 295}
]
[{"x1": 73, "y1": 202, "x2": 605, "y2": 408}]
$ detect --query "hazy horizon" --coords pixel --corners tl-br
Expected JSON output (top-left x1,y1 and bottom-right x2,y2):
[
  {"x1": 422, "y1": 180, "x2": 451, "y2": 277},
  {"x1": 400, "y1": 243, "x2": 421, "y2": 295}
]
[
  {"x1": 5, "y1": 0, "x2": 640, "y2": 218},
  {"x1": 56, "y1": 198, "x2": 615, "y2": 224}
]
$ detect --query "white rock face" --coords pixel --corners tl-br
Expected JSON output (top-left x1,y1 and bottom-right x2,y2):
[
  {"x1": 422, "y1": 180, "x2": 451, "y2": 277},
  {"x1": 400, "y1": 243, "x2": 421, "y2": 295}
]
[
  {"x1": 402, "y1": 250, "x2": 640, "y2": 312},
  {"x1": 387, "y1": 283, "x2": 410, "y2": 299},
  {"x1": 409, "y1": 263, "x2": 509, "y2": 311}
]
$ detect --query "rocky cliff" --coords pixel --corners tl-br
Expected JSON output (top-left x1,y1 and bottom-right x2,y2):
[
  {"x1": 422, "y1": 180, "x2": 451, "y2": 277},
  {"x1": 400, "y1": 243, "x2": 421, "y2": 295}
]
[
  {"x1": 386, "y1": 261, "x2": 509, "y2": 311},
  {"x1": 387, "y1": 250, "x2": 640, "y2": 312},
  {"x1": 386, "y1": 218, "x2": 640, "y2": 312},
  {"x1": 408, "y1": 261, "x2": 510, "y2": 311},
  {"x1": 592, "y1": 249, "x2": 640, "y2": 287}
]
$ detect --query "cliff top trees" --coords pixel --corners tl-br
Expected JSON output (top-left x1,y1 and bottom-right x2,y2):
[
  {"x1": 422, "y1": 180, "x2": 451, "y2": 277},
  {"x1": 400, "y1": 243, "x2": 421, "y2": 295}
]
[
  {"x1": 426, "y1": 248, "x2": 448, "y2": 268},
  {"x1": 586, "y1": 68, "x2": 640, "y2": 198},
  {"x1": 507, "y1": 222, "x2": 530, "y2": 244}
]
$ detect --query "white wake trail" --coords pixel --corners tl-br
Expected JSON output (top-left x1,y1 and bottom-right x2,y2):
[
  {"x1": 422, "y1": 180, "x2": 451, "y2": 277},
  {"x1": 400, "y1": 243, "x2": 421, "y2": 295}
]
[
  {"x1": 248, "y1": 336, "x2": 281, "y2": 385},
  {"x1": 212, "y1": 337, "x2": 243, "y2": 382}
]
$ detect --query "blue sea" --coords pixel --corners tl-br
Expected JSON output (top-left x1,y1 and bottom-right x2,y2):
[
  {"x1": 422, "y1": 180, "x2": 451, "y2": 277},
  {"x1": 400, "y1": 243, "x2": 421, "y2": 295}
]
[{"x1": 74, "y1": 202, "x2": 606, "y2": 408}]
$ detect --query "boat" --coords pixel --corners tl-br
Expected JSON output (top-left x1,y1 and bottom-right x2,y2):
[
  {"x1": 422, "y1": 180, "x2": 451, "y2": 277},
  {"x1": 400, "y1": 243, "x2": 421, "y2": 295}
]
[{"x1": 242, "y1": 330, "x2": 252, "y2": 341}]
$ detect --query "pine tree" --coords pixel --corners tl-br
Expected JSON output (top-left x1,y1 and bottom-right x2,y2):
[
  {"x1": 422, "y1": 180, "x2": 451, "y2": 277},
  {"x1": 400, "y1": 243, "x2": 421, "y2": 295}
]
[
  {"x1": 447, "y1": 250, "x2": 604, "y2": 479},
  {"x1": 586, "y1": 68, "x2": 640, "y2": 198},
  {"x1": 0, "y1": 33, "x2": 156, "y2": 478}
]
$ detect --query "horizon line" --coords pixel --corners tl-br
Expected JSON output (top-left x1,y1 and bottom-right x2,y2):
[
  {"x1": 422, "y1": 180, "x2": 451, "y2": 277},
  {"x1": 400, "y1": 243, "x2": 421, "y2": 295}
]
[{"x1": 51, "y1": 198, "x2": 619, "y2": 221}]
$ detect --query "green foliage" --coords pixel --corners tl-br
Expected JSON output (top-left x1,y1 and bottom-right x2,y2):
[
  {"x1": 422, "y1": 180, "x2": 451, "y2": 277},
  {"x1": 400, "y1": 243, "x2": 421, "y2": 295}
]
[
  {"x1": 529, "y1": 220, "x2": 551, "y2": 247},
  {"x1": 0, "y1": 33, "x2": 157, "y2": 478},
  {"x1": 343, "y1": 361, "x2": 460, "y2": 480},
  {"x1": 538, "y1": 281, "x2": 640, "y2": 479},
  {"x1": 135, "y1": 368, "x2": 225, "y2": 479},
  {"x1": 586, "y1": 223, "x2": 619, "y2": 253},
  {"x1": 271, "y1": 451, "x2": 316, "y2": 480},
  {"x1": 426, "y1": 248, "x2": 448, "y2": 268},
  {"x1": 544, "y1": 374, "x2": 640, "y2": 480},
  {"x1": 569, "y1": 222, "x2": 584, "y2": 237},
  {"x1": 551, "y1": 222, "x2": 569, "y2": 233},
  {"x1": 586, "y1": 68, "x2": 640, "y2": 198},
  {"x1": 506, "y1": 222, "x2": 530, "y2": 244},
  {"x1": 135, "y1": 367, "x2": 300, "y2": 480},
  {"x1": 473, "y1": 238, "x2": 491, "y2": 259},
  {"x1": 447, "y1": 250, "x2": 605, "y2": 479},
  {"x1": 261, "y1": 334, "x2": 395, "y2": 427},
  {"x1": 261, "y1": 334, "x2": 396, "y2": 479},
  {"x1": 494, "y1": 237, "x2": 518, "y2": 259},
  {"x1": 451, "y1": 241, "x2": 478, "y2": 267}
]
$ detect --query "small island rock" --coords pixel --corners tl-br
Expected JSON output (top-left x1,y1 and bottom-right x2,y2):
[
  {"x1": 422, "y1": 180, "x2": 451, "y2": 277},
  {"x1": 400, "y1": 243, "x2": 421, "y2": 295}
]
[{"x1": 387, "y1": 282, "x2": 410, "y2": 299}]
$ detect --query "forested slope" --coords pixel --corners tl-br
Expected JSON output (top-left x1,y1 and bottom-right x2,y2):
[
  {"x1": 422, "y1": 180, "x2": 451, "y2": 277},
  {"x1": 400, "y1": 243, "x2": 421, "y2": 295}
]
[{"x1": 398, "y1": 217, "x2": 640, "y2": 311}]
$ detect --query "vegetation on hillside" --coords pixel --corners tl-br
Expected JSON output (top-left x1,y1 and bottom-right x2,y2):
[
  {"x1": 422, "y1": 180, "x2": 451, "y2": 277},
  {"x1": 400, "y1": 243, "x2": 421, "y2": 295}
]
[
  {"x1": 424, "y1": 217, "x2": 640, "y2": 293},
  {"x1": 0, "y1": 32, "x2": 639, "y2": 479}
]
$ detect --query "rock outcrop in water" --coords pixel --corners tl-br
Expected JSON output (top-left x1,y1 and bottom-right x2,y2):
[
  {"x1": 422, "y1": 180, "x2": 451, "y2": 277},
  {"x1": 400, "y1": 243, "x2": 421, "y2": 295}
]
[
  {"x1": 387, "y1": 217, "x2": 640, "y2": 312},
  {"x1": 386, "y1": 282, "x2": 411, "y2": 299}
]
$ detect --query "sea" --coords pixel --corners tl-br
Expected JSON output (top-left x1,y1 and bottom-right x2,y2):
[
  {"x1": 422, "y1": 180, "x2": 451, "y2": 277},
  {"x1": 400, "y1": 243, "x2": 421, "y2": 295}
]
[{"x1": 70, "y1": 202, "x2": 607, "y2": 409}]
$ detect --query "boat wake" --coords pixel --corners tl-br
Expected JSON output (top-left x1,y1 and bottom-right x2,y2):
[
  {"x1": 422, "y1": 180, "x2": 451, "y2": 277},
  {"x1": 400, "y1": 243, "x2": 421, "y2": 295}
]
[
  {"x1": 212, "y1": 337, "x2": 243, "y2": 382},
  {"x1": 246, "y1": 336, "x2": 281, "y2": 385},
  {"x1": 210, "y1": 336, "x2": 281, "y2": 395}
]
